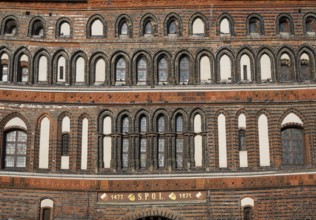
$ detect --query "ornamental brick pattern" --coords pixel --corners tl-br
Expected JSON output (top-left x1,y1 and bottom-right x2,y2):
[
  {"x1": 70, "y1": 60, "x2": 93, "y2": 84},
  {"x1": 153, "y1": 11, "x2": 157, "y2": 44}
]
[{"x1": 0, "y1": 0, "x2": 316, "y2": 219}]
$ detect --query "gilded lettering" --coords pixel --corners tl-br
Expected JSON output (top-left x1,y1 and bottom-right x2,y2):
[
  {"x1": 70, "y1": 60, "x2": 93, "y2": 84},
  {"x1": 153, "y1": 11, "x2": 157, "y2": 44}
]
[
  {"x1": 138, "y1": 193, "x2": 142, "y2": 200},
  {"x1": 144, "y1": 193, "x2": 149, "y2": 200}
]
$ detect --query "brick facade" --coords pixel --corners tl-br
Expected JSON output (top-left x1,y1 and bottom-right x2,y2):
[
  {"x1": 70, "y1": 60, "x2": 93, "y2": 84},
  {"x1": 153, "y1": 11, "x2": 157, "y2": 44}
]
[{"x1": 0, "y1": 0, "x2": 316, "y2": 219}]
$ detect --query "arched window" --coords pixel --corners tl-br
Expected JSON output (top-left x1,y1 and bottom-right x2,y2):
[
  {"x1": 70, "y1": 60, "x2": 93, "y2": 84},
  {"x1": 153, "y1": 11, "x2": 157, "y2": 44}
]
[
  {"x1": 241, "y1": 197, "x2": 254, "y2": 220},
  {"x1": 220, "y1": 54, "x2": 232, "y2": 82},
  {"x1": 120, "y1": 22, "x2": 128, "y2": 35},
  {"x1": 176, "y1": 115, "x2": 183, "y2": 132},
  {"x1": 137, "y1": 57, "x2": 147, "y2": 83},
  {"x1": 200, "y1": 55, "x2": 211, "y2": 83},
  {"x1": 139, "y1": 116, "x2": 147, "y2": 169},
  {"x1": 279, "y1": 17, "x2": 291, "y2": 34},
  {"x1": 31, "y1": 20, "x2": 44, "y2": 37},
  {"x1": 258, "y1": 114, "x2": 270, "y2": 166},
  {"x1": 94, "y1": 58, "x2": 106, "y2": 84},
  {"x1": 75, "y1": 57, "x2": 85, "y2": 83},
  {"x1": 157, "y1": 116, "x2": 166, "y2": 168},
  {"x1": 280, "y1": 53, "x2": 292, "y2": 82},
  {"x1": 0, "y1": 53, "x2": 9, "y2": 82},
  {"x1": 240, "y1": 54, "x2": 251, "y2": 82},
  {"x1": 175, "y1": 115, "x2": 184, "y2": 169},
  {"x1": 192, "y1": 18, "x2": 205, "y2": 36},
  {"x1": 238, "y1": 113, "x2": 247, "y2": 167},
  {"x1": 38, "y1": 55, "x2": 48, "y2": 82},
  {"x1": 220, "y1": 18, "x2": 230, "y2": 35},
  {"x1": 300, "y1": 53, "x2": 311, "y2": 81},
  {"x1": 158, "y1": 57, "x2": 168, "y2": 83},
  {"x1": 40, "y1": 199, "x2": 53, "y2": 220},
  {"x1": 179, "y1": 56, "x2": 190, "y2": 83},
  {"x1": 121, "y1": 117, "x2": 129, "y2": 168},
  {"x1": 61, "y1": 116, "x2": 70, "y2": 169},
  {"x1": 91, "y1": 19, "x2": 103, "y2": 36},
  {"x1": 144, "y1": 21, "x2": 153, "y2": 35},
  {"x1": 194, "y1": 114, "x2": 203, "y2": 167},
  {"x1": 281, "y1": 127, "x2": 305, "y2": 165},
  {"x1": 4, "y1": 19, "x2": 17, "y2": 35},
  {"x1": 116, "y1": 58, "x2": 126, "y2": 82},
  {"x1": 57, "y1": 56, "x2": 66, "y2": 82},
  {"x1": 168, "y1": 20, "x2": 177, "y2": 35},
  {"x1": 103, "y1": 116, "x2": 112, "y2": 168},
  {"x1": 18, "y1": 54, "x2": 29, "y2": 83},
  {"x1": 306, "y1": 16, "x2": 316, "y2": 34},
  {"x1": 59, "y1": 21, "x2": 70, "y2": 37},
  {"x1": 4, "y1": 130, "x2": 27, "y2": 168},
  {"x1": 260, "y1": 54, "x2": 272, "y2": 82},
  {"x1": 249, "y1": 17, "x2": 260, "y2": 34},
  {"x1": 218, "y1": 114, "x2": 227, "y2": 168},
  {"x1": 80, "y1": 118, "x2": 88, "y2": 170},
  {"x1": 39, "y1": 117, "x2": 50, "y2": 169},
  {"x1": 140, "y1": 116, "x2": 147, "y2": 133}
]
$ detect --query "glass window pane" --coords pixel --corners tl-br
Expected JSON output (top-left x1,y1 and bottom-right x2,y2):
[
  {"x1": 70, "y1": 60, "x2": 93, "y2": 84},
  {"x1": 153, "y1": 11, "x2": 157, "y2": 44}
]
[
  {"x1": 17, "y1": 143, "x2": 27, "y2": 154},
  {"x1": 158, "y1": 138, "x2": 165, "y2": 168},
  {"x1": 137, "y1": 58, "x2": 147, "y2": 82},
  {"x1": 122, "y1": 117, "x2": 129, "y2": 133},
  {"x1": 6, "y1": 143, "x2": 15, "y2": 154},
  {"x1": 169, "y1": 21, "x2": 176, "y2": 34},
  {"x1": 158, "y1": 117, "x2": 165, "y2": 132},
  {"x1": 179, "y1": 57, "x2": 189, "y2": 82},
  {"x1": 140, "y1": 138, "x2": 147, "y2": 168},
  {"x1": 5, "y1": 130, "x2": 27, "y2": 168},
  {"x1": 158, "y1": 58, "x2": 168, "y2": 82},
  {"x1": 140, "y1": 117, "x2": 147, "y2": 132},
  {"x1": 22, "y1": 67, "x2": 29, "y2": 82},
  {"x1": 176, "y1": 116, "x2": 183, "y2": 132},
  {"x1": 116, "y1": 58, "x2": 126, "y2": 81},
  {"x1": 122, "y1": 138, "x2": 129, "y2": 168},
  {"x1": 176, "y1": 138, "x2": 183, "y2": 168},
  {"x1": 5, "y1": 156, "x2": 14, "y2": 167},
  {"x1": 16, "y1": 156, "x2": 26, "y2": 167},
  {"x1": 6, "y1": 132, "x2": 16, "y2": 142},
  {"x1": 145, "y1": 22, "x2": 152, "y2": 34},
  {"x1": 281, "y1": 127, "x2": 304, "y2": 165},
  {"x1": 18, "y1": 132, "x2": 27, "y2": 142}
]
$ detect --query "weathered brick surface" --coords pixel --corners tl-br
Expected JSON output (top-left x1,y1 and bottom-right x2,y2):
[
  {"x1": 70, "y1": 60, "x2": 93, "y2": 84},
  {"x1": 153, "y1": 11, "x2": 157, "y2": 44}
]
[{"x1": 0, "y1": 0, "x2": 316, "y2": 219}]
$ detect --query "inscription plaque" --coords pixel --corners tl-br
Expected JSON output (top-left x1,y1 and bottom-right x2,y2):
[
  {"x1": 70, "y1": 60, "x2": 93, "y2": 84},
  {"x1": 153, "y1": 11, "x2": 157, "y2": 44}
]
[{"x1": 98, "y1": 191, "x2": 206, "y2": 204}]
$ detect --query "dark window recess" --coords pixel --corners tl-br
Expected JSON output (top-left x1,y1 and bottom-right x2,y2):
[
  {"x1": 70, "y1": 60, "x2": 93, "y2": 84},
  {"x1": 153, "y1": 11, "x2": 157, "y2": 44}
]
[
  {"x1": 168, "y1": 21, "x2": 176, "y2": 34},
  {"x1": 5, "y1": 19, "x2": 17, "y2": 35},
  {"x1": 249, "y1": 18, "x2": 259, "y2": 34},
  {"x1": 306, "y1": 17, "x2": 316, "y2": 32},
  {"x1": 239, "y1": 129, "x2": 246, "y2": 150},
  {"x1": 279, "y1": 18, "x2": 290, "y2": 33},
  {"x1": 300, "y1": 62, "x2": 310, "y2": 81},
  {"x1": 61, "y1": 133, "x2": 69, "y2": 156},
  {"x1": 59, "y1": 66, "x2": 64, "y2": 80},
  {"x1": 243, "y1": 207, "x2": 253, "y2": 220},
  {"x1": 280, "y1": 61, "x2": 291, "y2": 82},
  {"x1": 243, "y1": 65, "x2": 248, "y2": 80},
  {"x1": 42, "y1": 208, "x2": 51, "y2": 220},
  {"x1": 158, "y1": 58, "x2": 168, "y2": 82},
  {"x1": 281, "y1": 127, "x2": 305, "y2": 165}
]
